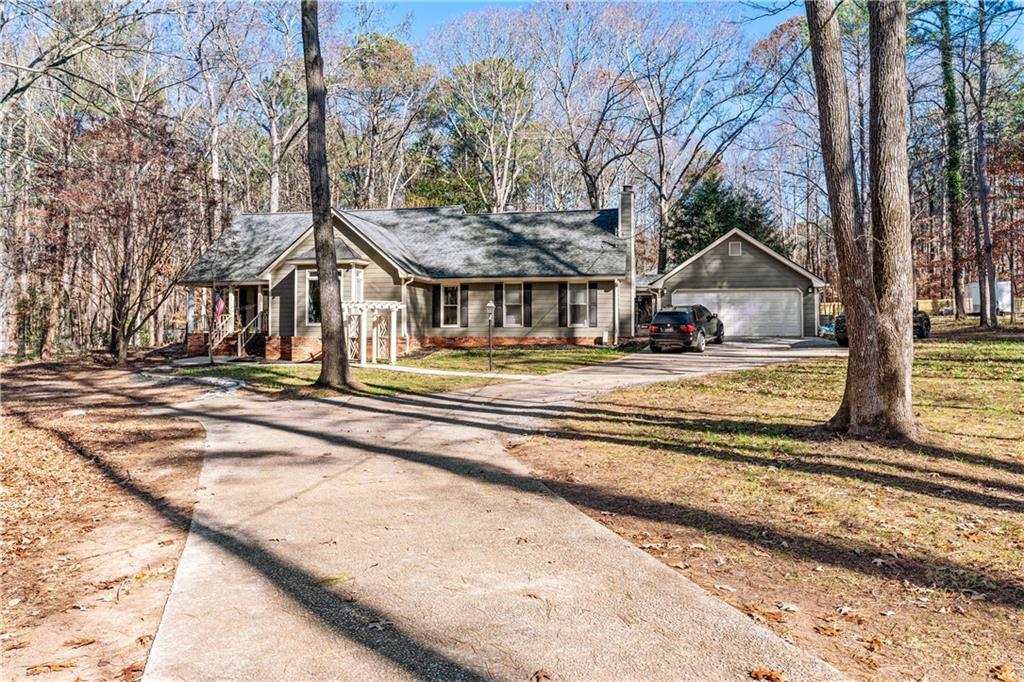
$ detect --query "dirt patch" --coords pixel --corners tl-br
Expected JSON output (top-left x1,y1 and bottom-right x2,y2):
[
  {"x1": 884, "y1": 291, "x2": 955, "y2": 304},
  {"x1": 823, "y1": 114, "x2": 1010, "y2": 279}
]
[
  {"x1": 1, "y1": 360, "x2": 207, "y2": 680},
  {"x1": 511, "y1": 333, "x2": 1024, "y2": 680}
]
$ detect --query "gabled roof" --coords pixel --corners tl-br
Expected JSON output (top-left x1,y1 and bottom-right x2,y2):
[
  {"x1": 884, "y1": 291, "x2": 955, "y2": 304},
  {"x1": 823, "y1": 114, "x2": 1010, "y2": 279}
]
[
  {"x1": 648, "y1": 228, "x2": 827, "y2": 289},
  {"x1": 288, "y1": 238, "x2": 363, "y2": 263},
  {"x1": 182, "y1": 212, "x2": 313, "y2": 284},
  {"x1": 184, "y1": 205, "x2": 627, "y2": 284},
  {"x1": 339, "y1": 206, "x2": 623, "y2": 279}
]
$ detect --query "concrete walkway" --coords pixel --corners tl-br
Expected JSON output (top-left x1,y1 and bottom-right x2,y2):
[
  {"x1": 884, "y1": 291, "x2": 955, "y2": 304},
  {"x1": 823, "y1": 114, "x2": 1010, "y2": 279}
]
[{"x1": 145, "y1": 340, "x2": 846, "y2": 681}]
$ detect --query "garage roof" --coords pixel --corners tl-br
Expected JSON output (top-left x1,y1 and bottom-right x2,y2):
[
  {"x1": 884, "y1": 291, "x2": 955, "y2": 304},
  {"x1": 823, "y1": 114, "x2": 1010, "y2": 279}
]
[{"x1": 648, "y1": 228, "x2": 826, "y2": 289}]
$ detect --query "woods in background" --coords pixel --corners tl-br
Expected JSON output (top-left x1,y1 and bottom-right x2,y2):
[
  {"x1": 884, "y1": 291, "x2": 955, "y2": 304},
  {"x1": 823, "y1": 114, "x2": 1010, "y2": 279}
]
[{"x1": 2, "y1": 0, "x2": 1022, "y2": 359}]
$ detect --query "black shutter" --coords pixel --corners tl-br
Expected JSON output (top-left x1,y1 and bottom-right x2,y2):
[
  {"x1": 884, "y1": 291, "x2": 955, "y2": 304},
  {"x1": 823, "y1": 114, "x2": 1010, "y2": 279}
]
[
  {"x1": 459, "y1": 284, "x2": 469, "y2": 327},
  {"x1": 431, "y1": 284, "x2": 441, "y2": 328},
  {"x1": 588, "y1": 282, "x2": 598, "y2": 327},
  {"x1": 494, "y1": 283, "x2": 503, "y2": 327},
  {"x1": 523, "y1": 283, "x2": 532, "y2": 327},
  {"x1": 558, "y1": 283, "x2": 568, "y2": 327}
]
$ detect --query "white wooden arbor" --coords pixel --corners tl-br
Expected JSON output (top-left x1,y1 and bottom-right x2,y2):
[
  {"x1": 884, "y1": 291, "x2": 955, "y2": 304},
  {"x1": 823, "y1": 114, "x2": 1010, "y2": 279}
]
[{"x1": 342, "y1": 300, "x2": 404, "y2": 365}]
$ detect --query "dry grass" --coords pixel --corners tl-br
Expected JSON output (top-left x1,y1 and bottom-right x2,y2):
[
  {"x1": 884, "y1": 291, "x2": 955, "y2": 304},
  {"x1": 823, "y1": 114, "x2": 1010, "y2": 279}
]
[
  {"x1": 512, "y1": 324, "x2": 1024, "y2": 680},
  {"x1": 1, "y1": 360, "x2": 207, "y2": 680}
]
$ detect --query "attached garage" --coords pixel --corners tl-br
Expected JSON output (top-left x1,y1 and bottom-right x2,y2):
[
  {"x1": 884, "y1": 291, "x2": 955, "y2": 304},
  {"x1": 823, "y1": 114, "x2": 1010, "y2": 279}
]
[{"x1": 649, "y1": 229, "x2": 826, "y2": 338}]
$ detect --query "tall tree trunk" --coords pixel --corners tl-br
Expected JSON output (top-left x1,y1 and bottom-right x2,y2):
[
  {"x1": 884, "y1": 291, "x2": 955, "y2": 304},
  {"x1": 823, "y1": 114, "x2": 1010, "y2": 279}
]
[
  {"x1": 869, "y1": 0, "x2": 917, "y2": 438},
  {"x1": 269, "y1": 115, "x2": 281, "y2": 213},
  {"x1": 301, "y1": 0, "x2": 357, "y2": 390},
  {"x1": 804, "y1": 0, "x2": 882, "y2": 432},
  {"x1": 939, "y1": 0, "x2": 967, "y2": 319},
  {"x1": 975, "y1": 0, "x2": 998, "y2": 327}
]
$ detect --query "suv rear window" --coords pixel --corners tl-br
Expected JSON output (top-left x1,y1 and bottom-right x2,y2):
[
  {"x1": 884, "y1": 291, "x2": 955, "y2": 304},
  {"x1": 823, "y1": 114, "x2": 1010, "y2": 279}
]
[{"x1": 652, "y1": 311, "x2": 692, "y2": 325}]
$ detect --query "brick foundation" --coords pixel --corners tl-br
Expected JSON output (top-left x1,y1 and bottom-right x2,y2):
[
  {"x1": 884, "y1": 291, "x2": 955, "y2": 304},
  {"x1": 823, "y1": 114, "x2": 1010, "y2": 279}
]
[
  {"x1": 192, "y1": 332, "x2": 606, "y2": 361},
  {"x1": 414, "y1": 335, "x2": 604, "y2": 349},
  {"x1": 186, "y1": 332, "x2": 242, "y2": 357}
]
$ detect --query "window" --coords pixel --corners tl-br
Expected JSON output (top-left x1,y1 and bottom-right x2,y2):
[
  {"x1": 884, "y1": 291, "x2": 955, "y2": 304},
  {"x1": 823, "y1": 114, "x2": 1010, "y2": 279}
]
[
  {"x1": 728, "y1": 241, "x2": 742, "y2": 257},
  {"x1": 504, "y1": 283, "x2": 523, "y2": 326},
  {"x1": 652, "y1": 310, "x2": 692, "y2": 326},
  {"x1": 351, "y1": 268, "x2": 364, "y2": 301},
  {"x1": 569, "y1": 282, "x2": 588, "y2": 326},
  {"x1": 306, "y1": 270, "x2": 342, "y2": 325},
  {"x1": 442, "y1": 284, "x2": 460, "y2": 327}
]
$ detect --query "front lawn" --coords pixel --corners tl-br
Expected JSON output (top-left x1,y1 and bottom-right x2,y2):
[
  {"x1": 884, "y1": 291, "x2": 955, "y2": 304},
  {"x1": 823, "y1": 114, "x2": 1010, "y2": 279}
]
[
  {"x1": 177, "y1": 345, "x2": 637, "y2": 396},
  {"x1": 177, "y1": 363, "x2": 495, "y2": 396},
  {"x1": 512, "y1": 332, "x2": 1024, "y2": 680},
  {"x1": 399, "y1": 345, "x2": 634, "y2": 375}
]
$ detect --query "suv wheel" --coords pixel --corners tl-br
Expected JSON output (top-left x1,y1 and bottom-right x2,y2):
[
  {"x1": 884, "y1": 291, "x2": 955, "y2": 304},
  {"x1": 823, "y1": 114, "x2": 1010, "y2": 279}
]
[
  {"x1": 714, "y1": 325, "x2": 724, "y2": 344},
  {"x1": 650, "y1": 344, "x2": 662, "y2": 353},
  {"x1": 693, "y1": 331, "x2": 707, "y2": 353}
]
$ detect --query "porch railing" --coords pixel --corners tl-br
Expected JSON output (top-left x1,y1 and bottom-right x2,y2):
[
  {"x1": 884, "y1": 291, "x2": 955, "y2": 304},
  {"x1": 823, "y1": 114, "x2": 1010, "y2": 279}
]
[{"x1": 237, "y1": 309, "x2": 267, "y2": 357}]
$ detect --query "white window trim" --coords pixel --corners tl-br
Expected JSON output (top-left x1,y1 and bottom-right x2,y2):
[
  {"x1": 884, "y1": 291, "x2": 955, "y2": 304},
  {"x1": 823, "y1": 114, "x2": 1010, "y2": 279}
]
[
  {"x1": 568, "y1": 281, "x2": 589, "y2": 328},
  {"x1": 305, "y1": 269, "x2": 343, "y2": 327},
  {"x1": 350, "y1": 268, "x2": 364, "y2": 302},
  {"x1": 503, "y1": 282, "x2": 524, "y2": 328},
  {"x1": 441, "y1": 283, "x2": 461, "y2": 328},
  {"x1": 728, "y1": 241, "x2": 742, "y2": 257}
]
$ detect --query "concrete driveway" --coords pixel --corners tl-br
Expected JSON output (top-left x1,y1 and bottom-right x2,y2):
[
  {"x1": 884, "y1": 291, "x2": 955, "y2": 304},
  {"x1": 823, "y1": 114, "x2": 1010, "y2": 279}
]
[{"x1": 145, "y1": 339, "x2": 845, "y2": 681}]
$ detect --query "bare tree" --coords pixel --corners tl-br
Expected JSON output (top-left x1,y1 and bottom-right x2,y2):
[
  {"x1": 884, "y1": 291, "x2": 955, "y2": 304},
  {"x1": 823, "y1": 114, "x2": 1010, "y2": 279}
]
[
  {"x1": 533, "y1": 3, "x2": 641, "y2": 209},
  {"x1": 974, "y1": 0, "x2": 998, "y2": 327},
  {"x1": 938, "y1": 0, "x2": 968, "y2": 318},
  {"x1": 301, "y1": 0, "x2": 355, "y2": 389},
  {"x1": 433, "y1": 11, "x2": 537, "y2": 212},
  {"x1": 225, "y1": 1, "x2": 307, "y2": 212},
  {"x1": 617, "y1": 4, "x2": 792, "y2": 270}
]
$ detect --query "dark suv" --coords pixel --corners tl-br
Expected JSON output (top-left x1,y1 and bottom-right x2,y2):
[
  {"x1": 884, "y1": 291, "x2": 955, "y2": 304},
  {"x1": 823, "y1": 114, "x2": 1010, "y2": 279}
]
[
  {"x1": 648, "y1": 305, "x2": 724, "y2": 353},
  {"x1": 834, "y1": 309, "x2": 931, "y2": 347}
]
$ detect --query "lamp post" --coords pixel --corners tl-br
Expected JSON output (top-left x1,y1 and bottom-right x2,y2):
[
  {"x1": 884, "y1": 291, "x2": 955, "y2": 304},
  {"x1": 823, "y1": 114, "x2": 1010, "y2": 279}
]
[{"x1": 485, "y1": 300, "x2": 495, "y2": 372}]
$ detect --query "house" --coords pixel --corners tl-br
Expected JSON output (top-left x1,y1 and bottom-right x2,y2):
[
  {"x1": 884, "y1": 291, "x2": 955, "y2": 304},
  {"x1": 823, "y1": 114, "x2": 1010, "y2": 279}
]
[
  {"x1": 181, "y1": 186, "x2": 639, "y2": 362},
  {"x1": 638, "y1": 228, "x2": 827, "y2": 337},
  {"x1": 181, "y1": 186, "x2": 825, "y2": 363}
]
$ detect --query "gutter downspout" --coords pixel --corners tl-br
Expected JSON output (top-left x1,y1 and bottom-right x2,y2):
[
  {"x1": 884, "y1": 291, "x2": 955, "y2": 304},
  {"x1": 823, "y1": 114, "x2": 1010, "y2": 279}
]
[
  {"x1": 612, "y1": 278, "x2": 620, "y2": 345},
  {"x1": 401, "y1": 275, "x2": 413, "y2": 346}
]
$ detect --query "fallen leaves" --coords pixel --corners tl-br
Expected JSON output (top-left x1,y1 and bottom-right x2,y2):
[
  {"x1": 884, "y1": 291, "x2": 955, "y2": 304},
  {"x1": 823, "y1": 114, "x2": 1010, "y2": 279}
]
[
  {"x1": 317, "y1": 574, "x2": 352, "y2": 588},
  {"x1": 121, "y1": 661, "x2": 144, "y2": 680},
  {"x1": 26, "y1": 662, "x2": 75, "y2": 676},
  {"x1": 62, "y1": 638, "x2": 95, "y2": 649},
  {"x1": 4, "y1": 640, "x2": 29, "y2": 651},
  {"x1": 749, "y1": 667, "x2": 785, "y2": 681},
  {"x1": 813, "y1": 625, "x2": 841, "y2": 637},
  {"x1": 991, "y1": 664, "x2": 1020, "y2": 682},
  {"x1": 743, "y1": 604, "x2": 787, "y2": 624},
  {"x1": 530, "y1": 670, "x2": 553, "y2": 682}
]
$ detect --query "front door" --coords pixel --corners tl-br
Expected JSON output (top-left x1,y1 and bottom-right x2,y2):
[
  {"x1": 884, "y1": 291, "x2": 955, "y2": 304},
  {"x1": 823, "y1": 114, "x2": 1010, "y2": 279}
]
[{"x1": 635, "y1": 294, "x2": 654, "y2": 334}]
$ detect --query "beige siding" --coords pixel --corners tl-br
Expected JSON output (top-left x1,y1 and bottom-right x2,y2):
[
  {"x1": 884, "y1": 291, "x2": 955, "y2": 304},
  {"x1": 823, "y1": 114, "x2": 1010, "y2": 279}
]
[
  {"x1": 270, "y1": 220, "x2": 404, "y2": 340},
  {"x1": 408, "y1": 281, "x2": 616, "y2": 340},
  {"x1": 660, "y1": 239, "x2": 817, "y2": 336}
]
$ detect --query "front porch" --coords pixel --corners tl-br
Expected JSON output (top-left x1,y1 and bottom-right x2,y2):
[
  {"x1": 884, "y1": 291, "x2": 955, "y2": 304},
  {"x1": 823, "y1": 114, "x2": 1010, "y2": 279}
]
[{"x1": 185, "y1": 285, "x2": 405, "y2": 364}]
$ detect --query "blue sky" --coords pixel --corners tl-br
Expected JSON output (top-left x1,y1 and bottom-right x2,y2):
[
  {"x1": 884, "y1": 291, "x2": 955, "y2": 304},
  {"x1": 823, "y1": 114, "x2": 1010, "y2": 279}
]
[
  {"x1": 391, "y1": 1, "x2": 1022, "y2": 49},
  {"x1": 392, "y1": 1, "x2": 804, "y2": 45}
]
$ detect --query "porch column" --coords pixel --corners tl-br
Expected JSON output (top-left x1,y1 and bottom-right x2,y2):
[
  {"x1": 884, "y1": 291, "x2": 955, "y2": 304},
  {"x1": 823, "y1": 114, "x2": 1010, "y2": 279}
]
[
  {"x1": 371, "y1": 312, "x2": 379, "y2": 364},
  {"x1": 359, "y1": 308, "x2": 367, "y2": 367},
  {"x1": 389, "y1": 308, "x2": 398, "y2": 364},
  {"x1": 186, "y1": 289, "x2": 195, "y2": 333},
  {"x1": 227, "y1": 288, "x2": 236, "y2": 331}
]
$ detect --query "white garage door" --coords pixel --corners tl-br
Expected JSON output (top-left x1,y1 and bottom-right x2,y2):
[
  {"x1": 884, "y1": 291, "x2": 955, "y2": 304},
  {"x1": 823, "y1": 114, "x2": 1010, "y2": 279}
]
[{"x1": 670, "y1": 289, "x2": 802, "y2": 337}]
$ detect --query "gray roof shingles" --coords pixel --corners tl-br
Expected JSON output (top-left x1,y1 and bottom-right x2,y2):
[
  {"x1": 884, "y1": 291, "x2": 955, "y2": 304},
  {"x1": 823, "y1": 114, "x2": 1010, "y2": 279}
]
[
  {"x1": 339, "y1": 206, "x2": 624, "y2": 279},
  {"x1": 182, "y1": 212, "x2": 313, "y2": 283},
  {"x1": 184, "y1": 206, "x2": 625, "y2": 283}
]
